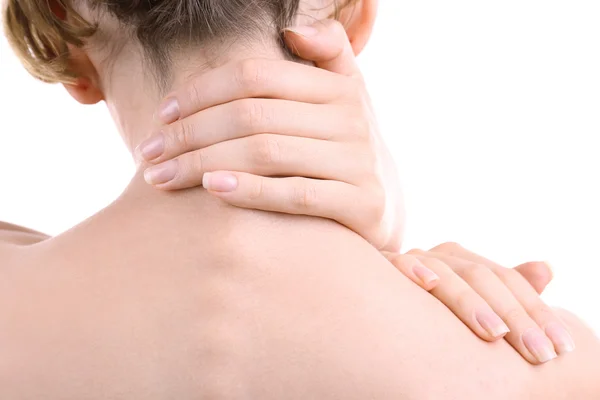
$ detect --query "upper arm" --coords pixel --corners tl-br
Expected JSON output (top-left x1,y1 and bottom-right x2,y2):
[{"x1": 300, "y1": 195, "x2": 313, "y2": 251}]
[
  {"x1": 0, "y1": 221, "x2": 49, "y2": 246},
  {"x1": 0, "y1": 221, "x2": 49, "y2": 266}
]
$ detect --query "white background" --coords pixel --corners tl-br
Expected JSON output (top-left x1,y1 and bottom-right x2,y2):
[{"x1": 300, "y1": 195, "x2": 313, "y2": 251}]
[{"x1": 1, "y1": 1, "x2": 599, "y2": 332}]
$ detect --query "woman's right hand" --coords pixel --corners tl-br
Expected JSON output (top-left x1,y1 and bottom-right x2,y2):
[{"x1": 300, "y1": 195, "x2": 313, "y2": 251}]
[
  {"x1": 138, "y1": 20, "x2": 405, "y2": 253},
  {"x1": 386, "y1": 242, "x2": 574, "y2": 365}
]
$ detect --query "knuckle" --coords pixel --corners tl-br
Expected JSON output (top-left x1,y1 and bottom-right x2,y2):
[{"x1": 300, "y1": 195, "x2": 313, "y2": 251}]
[
  {"x1": 291, "y1": 179, "x2": 319, "y2": 211},
  {"x1": 187, "y1": 79, "x2": 204, "y2": 105},
  {"x1": 390, "y1": 253, "x2": 424, "y2": 272},
  {"x1": 364, "y1": 185, "x2": 387, "y2": 223},
  {"x1": 248, "y1": 176, "x2": 265, "y2": 200},
  {"x1": 235, "y1": 59, "x2": 266, "y2": 93},
  {"x1": 366, "y1": 128, "x2": 380, "y2": 150},
  {"x1": 343, "y1": 78, "x2": 366, "y2": 102},
  {"x1": 526, "y1": 302, "x2": 555, "y2": 323},
  {"x1": 431, "y1": 241, "x2": 464, "y2": 254},
  {"x1": 363, "y1": 130, "x2": 379, "y2": 153},
  {"x1": 365, "y1": 225, "x2": 389, "y2": 251},
  {"x1": 502, "y1": 306, "x2": 528, "y2": 324},
  {"x1": 457, "y1": 262, "x2": 491, "y2": 282},
  {"x1": 492, "y1": 266, "x2": 516, "y2": 283},
  {"x1": 354, "y1": 143, "x2": 381, "y2": 181},
  {"x1": 171, "y1": 121, "x2": 196, "y2": 150},
  {"x1": 400, "y1": 254, "x2": 422, "y2": 269},
  {"x1": 406, "y1": 248, "x2": 425, "y2": 257},
  {"x1": 384, "y1": 252, "x2": 404, "y2": 267},
  {"x1": 455, "y1": 288, "x2": 479, "y2": 311},
  {"x1": 387, "y1": 252, "x2": 412, "y2": 265},
  {"x1": 348, "y1": 113, "x2": 371, "y2": 139},
  {"x1": 185, "y1": 148, "x2": 205, "y2": 175},
  {"x1": 421, "y1": 257, "x2": 449, "y2": 276},
  {"x1": 519, "y1": 261, "x2": 553, "y2": 281},
  {"x1": 328, "y1": 19, "x2": 347, "y2": 38},
  {"x1": 357, "y1": 151, "x2": 376, "y2": 177},
  {"x1": 237, "y1": 100, "x2": 267, "y2": 131},
  {"x1": 252, "y1": 135, "x2": 281, "y2": 167}
]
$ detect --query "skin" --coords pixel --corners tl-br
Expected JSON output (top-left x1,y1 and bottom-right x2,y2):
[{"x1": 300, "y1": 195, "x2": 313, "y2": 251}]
[
  {"x1": 1, "y1": 178, "x2": 599, "y2": 399},
  {"x1": 0, "y1": 221, "x2": 49, "y2": 246},
  {"x1": 135, "y1": 22, "x2": 571, "y2": 363},
  {"x1": 1, "y1": 0, "x2": 599, "y2": 398}
]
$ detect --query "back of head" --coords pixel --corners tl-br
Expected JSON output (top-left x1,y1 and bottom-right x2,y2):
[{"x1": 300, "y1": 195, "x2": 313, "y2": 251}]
[{"x1": 3, "y1": 0, "x2": 355, "y2": 86}]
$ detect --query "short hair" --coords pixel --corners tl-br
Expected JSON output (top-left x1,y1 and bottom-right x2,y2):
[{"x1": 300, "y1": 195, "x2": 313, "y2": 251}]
[{"x1": 3, "y1": 0, "x2": 356, "y2": 84}]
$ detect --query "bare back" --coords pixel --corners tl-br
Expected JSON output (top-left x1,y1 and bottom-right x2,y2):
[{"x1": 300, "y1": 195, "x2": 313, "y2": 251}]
[{"x1": 1, "y1": 174, "x2": 598, "y2": 399}]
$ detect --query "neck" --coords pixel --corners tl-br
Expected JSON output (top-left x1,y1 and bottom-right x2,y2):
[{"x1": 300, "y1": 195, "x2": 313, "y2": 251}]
[{"x1": 100, "y1": 42, "x2": 290, "y2": 162}]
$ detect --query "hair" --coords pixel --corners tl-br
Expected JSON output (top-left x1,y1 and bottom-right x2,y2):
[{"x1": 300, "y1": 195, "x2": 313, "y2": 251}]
[{"x1": 3, "y1": 0, "x2": 356, "y2": 85}]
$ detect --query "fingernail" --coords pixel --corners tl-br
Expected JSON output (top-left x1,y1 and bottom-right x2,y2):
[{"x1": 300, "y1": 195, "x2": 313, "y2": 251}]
[
  {"x1": 546, "y1": 322, "x2": 575, "y2": 354},
  {"x1": 135, "y1": 134, "x2": 165, "y2": 162},
  {"x1": 284, "y1": 25, "x2": 319, "y2": 38},
  {"x1": 202, "y1": 172, "x2": 238, "y2": 192},
  {"x1": 523, "y1": 328, "x2": 557, "y2": 363},
  {"x1": 476, "y1": 309, "x2": 510, "y2": 338},
  {"x1": 144, "y1": 160, "x2": 178, "y2": 185},
  {"x1": 412, "y1": 263, "x2": 440, "y2": 287},
  {"x1": 157, "y1": 97, "x2": 180, "y2": 123}
]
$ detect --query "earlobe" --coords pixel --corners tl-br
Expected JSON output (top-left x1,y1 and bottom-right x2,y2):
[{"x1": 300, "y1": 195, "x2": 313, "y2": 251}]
[
  {"x1": 340, "y1": 0, "x2": 378, "y2": 56},
  {"x1": 62, "y1": 45, "x2": 105, "y2": 105},
  {"x1": 48, "y1": 2, "x2": 104, "y2": 104},
  {"x1": 63, "y1": 77, "x2": 104, "y2": 105}
]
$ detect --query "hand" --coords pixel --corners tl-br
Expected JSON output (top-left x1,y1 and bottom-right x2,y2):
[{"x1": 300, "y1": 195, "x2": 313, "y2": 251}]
[
  {"x1": 385, "y1": 242, "x2": 574, "y2": 364},
  {"x1": 136, "y1": 20, "x2": 404, "y2": 252}
]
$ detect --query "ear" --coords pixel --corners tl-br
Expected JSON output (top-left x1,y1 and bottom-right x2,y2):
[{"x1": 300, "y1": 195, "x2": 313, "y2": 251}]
[
  {"x1": 62, "y1": 45, "x2": 105, "y2": 105},
  {"x1": 339, "y1": 0, "x2": 378, "y2": 56},
  {"x1": 46, "y1": 0, "x2": 104, "y2": 104},
  {"x1": 63, "y1": 77, "x2": 104, "y2": 105}
]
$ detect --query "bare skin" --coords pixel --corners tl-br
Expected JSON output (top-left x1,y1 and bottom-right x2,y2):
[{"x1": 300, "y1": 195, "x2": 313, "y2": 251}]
[
  {"x1": 1, "y1": 1, "x2": 598, "y2": 398},
  {"x1": 0, "y1": 221, "x2": 48, "y2": 246},
  {"x1": 1, "y1": 176, "x2": 599, "y2": 399}
]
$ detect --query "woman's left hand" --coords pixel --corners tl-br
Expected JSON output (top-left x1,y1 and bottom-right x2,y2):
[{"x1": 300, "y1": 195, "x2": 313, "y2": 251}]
[
  {"x1": 136, "y1": 20, "x2": 404, "y2": 252},
  {"x1": 384, "y1": 244, "x2": 571, "y2": 364}
]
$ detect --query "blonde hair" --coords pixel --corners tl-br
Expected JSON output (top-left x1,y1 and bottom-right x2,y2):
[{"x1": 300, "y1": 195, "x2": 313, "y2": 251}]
[{"x1": 3, "y1": 0, "x2": 357, "y2": 84}]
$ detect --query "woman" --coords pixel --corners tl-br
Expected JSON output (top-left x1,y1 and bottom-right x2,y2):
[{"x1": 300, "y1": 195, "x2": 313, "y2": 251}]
[{"x1": 2, "y1": 0, "x2": 598, "y2": 398}]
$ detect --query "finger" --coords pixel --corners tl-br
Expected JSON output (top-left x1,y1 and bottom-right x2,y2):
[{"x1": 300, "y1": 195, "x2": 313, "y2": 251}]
[
  {"x1": 381, "y1": 252, "x2": 440, "y2": 291},
  {"x1": 156, "y1": 58, "x2": 353, "y2": 123},
  {"x1": 143, "y1": 134, "x2": 365, "y2": 189},
  {"x1": 407, "y1": 254, "x2": 511, "y2": 343},
  {"x1": 137, "y1": 100, "x2": 360, "y2": 164},
  {"x1": 514, "y1": 261, "x2": 553, "y2": 294},
  {"x1": 419, "y1": 249, "x2": 561, "y2": 364},
  {"x1": 430, "y1": 243, "x2": 574, "y2": 356},
  {"x1": 430, "y1": 243, "x2": 553, "y2": 293},
  {"x1": 202, "y1": 171, "x2": 384, "y2": 245},
  {"x1": 283, "y1": 19, "x2": 361, "y2": 78},
  {"x1": 492, "y1": 266, "x2": 575, "y2": 355}
]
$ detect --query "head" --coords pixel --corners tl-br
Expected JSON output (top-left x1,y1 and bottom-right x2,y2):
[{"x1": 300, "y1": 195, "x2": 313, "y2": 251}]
[{"x1": 3, "y1": 0, "x2": 377, "y2": 149}]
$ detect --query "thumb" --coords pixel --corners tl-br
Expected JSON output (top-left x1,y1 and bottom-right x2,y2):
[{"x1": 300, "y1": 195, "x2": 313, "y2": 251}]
[
  {"x1": 514, "y1": 261, "x2": 554, "y2": 295},
  {"x1": 283, "y1": 19, "x2": 361, "y2": 78}
]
